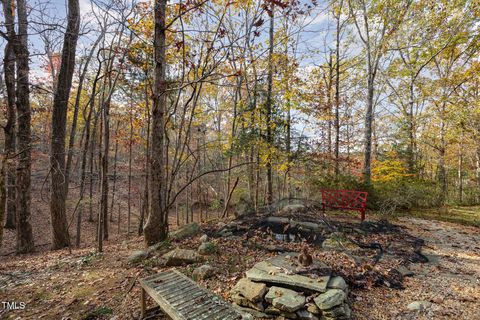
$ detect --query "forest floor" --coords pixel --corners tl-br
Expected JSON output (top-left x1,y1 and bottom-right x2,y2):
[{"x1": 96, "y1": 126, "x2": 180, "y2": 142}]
[{"x1": 0, "y1": 208, "x2": 479, "y2": 320}]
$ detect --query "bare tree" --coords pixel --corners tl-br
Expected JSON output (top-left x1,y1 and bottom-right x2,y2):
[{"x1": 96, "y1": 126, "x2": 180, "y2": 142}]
[{"x1": 50, "y1": 0, "x2": 80, "y2": 249}]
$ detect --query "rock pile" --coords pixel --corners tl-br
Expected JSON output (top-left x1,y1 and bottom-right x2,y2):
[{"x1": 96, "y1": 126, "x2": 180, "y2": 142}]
[{"x1": 231, "y1": 254, "x2": 350, "y2": 320}]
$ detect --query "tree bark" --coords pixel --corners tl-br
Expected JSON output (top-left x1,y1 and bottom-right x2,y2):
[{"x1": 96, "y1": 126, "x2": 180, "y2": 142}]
[
  {"x1": 364, "y1": 76, "x2": 374, "y2": 185},
  {"x1": 110, "y1": 121, "x2": 120, "y2": 221},
  {"x1": 144, "y1": 0, "x2": 168, "y2": 245},
  {"x1": 128, "y1": 109, "x2": 133, "y2": 235},
  {"x1": 49, "y1": 0, "x2": 80, "y2": 249},
  {"x1": 334, "y1": 0, "x2": 343, "y2": 178},
  {"x1": 265, "y1": 6, "x2": 274, "y2": 205},
  {"x1": 14, "y1": 0, "x2": 35, "y2": 253},
  {"x1": 2, "y1": 41, "x2": 16, "y2": 230}
]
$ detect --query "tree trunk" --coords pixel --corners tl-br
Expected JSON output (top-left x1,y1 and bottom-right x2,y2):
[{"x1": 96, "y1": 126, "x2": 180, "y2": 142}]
[
  {"x1": 265, "y1": 6, "x2": 274, "y2": 205},
  {"x1": 100, "y1": 98, "x2": 110, "y2": 241},
  {"x1": 363, "y1": 76, "x2": 374, "y2": 185},
  {"x1": 75, "y1": 99, "x2": 93, "y2": 247},
  {"x1": 437, "y1": 103, "x2": 447, "y2": 206},
  {"x1": 110, "y1": 121, "x2": 120, "y2": 221},
  {"x1": 406, "y1": 81, "x2": 416, "y2": 174},
  {"x1": 128, "y1": 109, "x2": 133, "y2": 235},
  {"x1": 14, "y1": 0, "x2": 35, "y2": 253},
  {"x1": 334, "y1": 2, "x2": 343, "y2": 178},
  {"x1": 49, "y1": 0, "x2": 80, "y2": 249},
  {"x1": 0, "y1": 156, "x2": 6, "y2": 247},
  {"x1": 144, "y1": 0, "x2": 168, "y2": 246},
  {"x1": 2, "y1": 41, "x2": 16, "y2": 230},
  {"x1": 476, "y1": 143, "x2": 480, "y2": 202}
]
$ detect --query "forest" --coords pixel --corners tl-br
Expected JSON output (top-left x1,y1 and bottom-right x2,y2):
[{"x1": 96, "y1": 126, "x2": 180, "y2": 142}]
[{"x1": 0, "y1": 0, "x2": 479, "y2": 319}]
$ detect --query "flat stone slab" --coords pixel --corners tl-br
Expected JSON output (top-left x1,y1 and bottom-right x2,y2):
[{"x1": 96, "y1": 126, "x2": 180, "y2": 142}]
[{"x1": 245, "y1": 254, "x2": 330, "y2": 293}]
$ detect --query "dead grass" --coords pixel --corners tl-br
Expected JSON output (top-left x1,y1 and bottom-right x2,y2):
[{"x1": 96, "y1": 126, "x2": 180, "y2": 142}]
[{"x1": 394, "y1": 206, "x2": 480, "y2": 228}]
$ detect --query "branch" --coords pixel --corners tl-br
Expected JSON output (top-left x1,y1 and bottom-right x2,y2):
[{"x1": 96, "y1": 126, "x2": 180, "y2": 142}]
[{"x1": 166, "y1": 162, "x2": 253, "y2": 212}]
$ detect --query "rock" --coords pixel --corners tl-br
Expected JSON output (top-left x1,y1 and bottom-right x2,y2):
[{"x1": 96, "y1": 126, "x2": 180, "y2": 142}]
[
  {"x1": 265, "y1": 216, "x2": 290, "y2": 224},
  {"x1": 297, "y1": 309, "x2": 319, "y2": 320},
  {"x1": 265, "y1": 286, "x2": 306, "y2": 313},
  {"x1": 231, "y1": 294, "x2": 265, "y2": 311},
  {"x1": 322, "y1": 233, "x2": 358, "y2": 251},
  {"x1": 198, "y1": 242, "x2": 217, "y2": 255},
  {"x1": 396, "y1": 265, "x2": 414, "y2": 277},
  {"x1": 232, "y1": 304, "x2": 274, "y2": 319},
  {"x1": 146, "y1": 241, "x2": 169, "y2": 255},
  {"x1": 322, "y1": 303, "x2": 351, "y2": 319},
  {"x1": 199, "y1": 234, "x2": 209, "y2": 243},
  {"x1": 127, "y1": 250, "x2": 148, "y2": 264},
  {"x1": 290, "y1": 220, "x2": 320, "y2": 231},
  {"x1": 407, "y1": 301, "x2": 431, "y2": 311},
  {"x1": 170, "y1": 223, "x2": 200, "y2": 240},
  {"x1": 314, "y1": 289, "x2": 346, "y2": 310},
  {"x1": 236, "y1": 195, "x2": 255, "y2": 216},
  {"x1": 280, "y1": 204, "x2": 307, "y2": 214},
  {"x1": 327, "y1": 276, "x2": 347, "y2": 291},
  {"x1": 162, "y1": 248, "x2": 201, "y2": 266},
  {"x1": 245, "y1": 255, "x2": 330, "y2": 293},
  {"x1": 265, "y1": 306, "x2": 298, "y2": 319},
  {"x1": 230, "y1": 278, "x2": 268, "y2": 303},
  {"x1": 192, "y1": 264, "x2": 217, "y2": 281},
  {"x1": 217, "y1": 229, "x2": 234, "y2": 237},
  {"x1": 431, "y1": 296, "x2": 444, "y2": 304},
  {"x1": 306, "y1": 303, "x2": 321, "y2": 315}
]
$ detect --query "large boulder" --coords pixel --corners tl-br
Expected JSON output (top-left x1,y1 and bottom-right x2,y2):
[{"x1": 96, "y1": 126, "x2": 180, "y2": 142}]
[
  {"x1": 230, "y1": 278, "x2": 268, "y2": 303},
  {"x1": 170, "y1": 223, "x2": 200, "y2": 241},
  {"x1": 265, "y1": 286, "x2": 306, "y2": 313},
  {"x1": 162, "y1": 248, "x2": 201, "y2": 266}
]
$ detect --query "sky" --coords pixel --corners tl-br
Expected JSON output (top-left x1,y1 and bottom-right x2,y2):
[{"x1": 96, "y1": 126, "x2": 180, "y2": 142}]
[{"x1": 20, "y1": 0, "x2": 334, "y2": 72}]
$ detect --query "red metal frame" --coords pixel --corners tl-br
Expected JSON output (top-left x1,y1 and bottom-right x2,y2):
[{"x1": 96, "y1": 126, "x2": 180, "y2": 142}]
[{"x1": 321, "y1": 189, "x2": 368, "y2": 221}]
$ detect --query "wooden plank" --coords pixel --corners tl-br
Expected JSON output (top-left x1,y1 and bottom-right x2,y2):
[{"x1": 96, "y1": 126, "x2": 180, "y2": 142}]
[{"x1": 139, "y1": 270, "x2": 241, "y2": 320}]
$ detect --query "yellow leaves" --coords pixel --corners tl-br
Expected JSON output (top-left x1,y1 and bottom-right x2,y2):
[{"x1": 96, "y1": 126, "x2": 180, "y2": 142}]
[{"x1": 372, "y1": 152, "x2": 412, "y2": 183}]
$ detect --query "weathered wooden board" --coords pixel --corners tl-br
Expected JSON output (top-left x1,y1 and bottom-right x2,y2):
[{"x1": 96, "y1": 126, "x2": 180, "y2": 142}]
[{"x1": 139, "y1": 270, "x2": 242, "y2": 320}]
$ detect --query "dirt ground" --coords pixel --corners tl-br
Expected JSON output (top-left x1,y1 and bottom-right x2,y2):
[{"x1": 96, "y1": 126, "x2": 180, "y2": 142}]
[{"x1": 0, "y1": 213, "x2": 479, "y2": 320}]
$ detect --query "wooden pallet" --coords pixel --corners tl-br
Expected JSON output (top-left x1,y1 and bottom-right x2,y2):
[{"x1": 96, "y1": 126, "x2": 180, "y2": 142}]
[{"x1": 139, "y1": 270, "x2": 242, "y2": 320}]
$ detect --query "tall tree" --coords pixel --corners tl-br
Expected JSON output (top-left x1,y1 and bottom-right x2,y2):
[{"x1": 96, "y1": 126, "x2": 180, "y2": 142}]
[
  {"x1": 143, "y1": 0, "x2": 168, "y2": 245},
  {"x1": 6, "y1": 0, "x2": 35, "y2": 253},
  {"x1": 49, "y1": 0, "x2": 80, "y2": 249},
  {"x1": 1, "y1": 5, "x2": 16, "y2": 229},
  {"x1": 265, "y1": 4, "x2": 275, "y2": 204}
]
